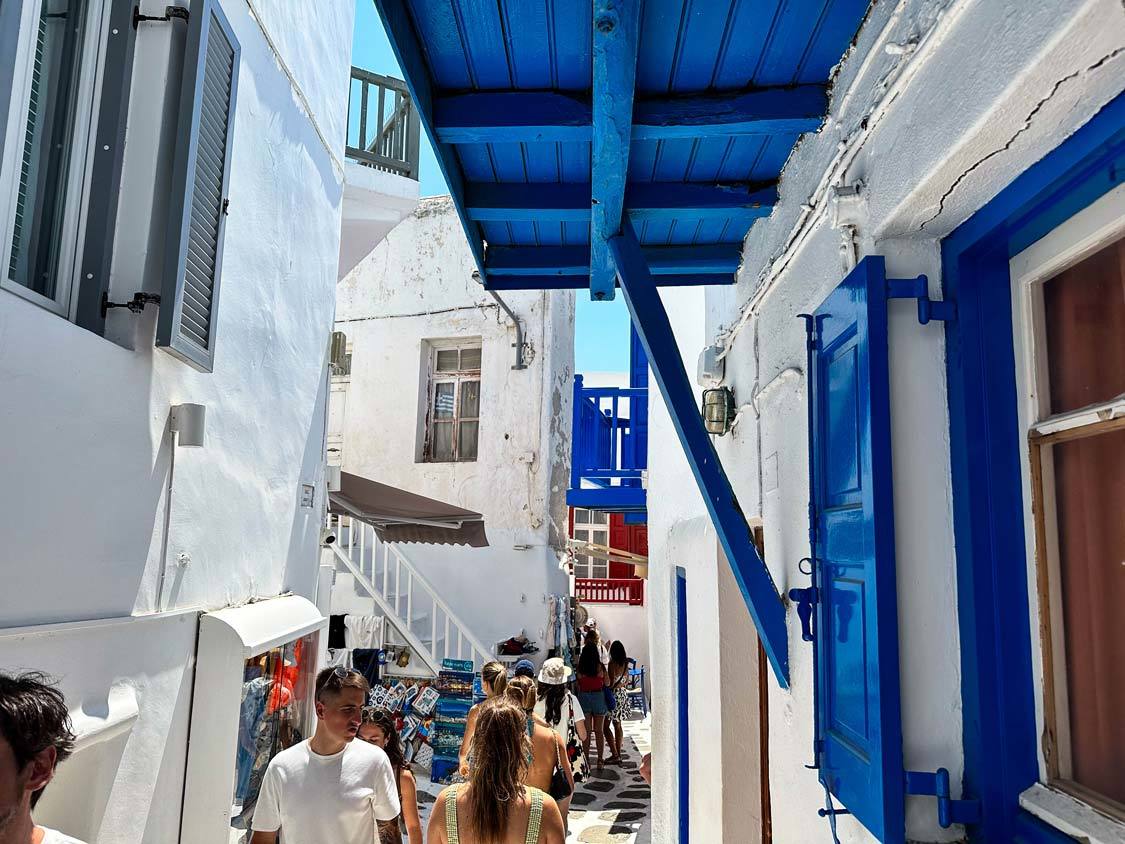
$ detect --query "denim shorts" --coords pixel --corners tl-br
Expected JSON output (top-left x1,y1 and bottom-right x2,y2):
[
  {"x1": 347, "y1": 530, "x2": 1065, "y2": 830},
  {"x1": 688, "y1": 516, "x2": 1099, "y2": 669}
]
[{"x1": 577, "y1": 689, "x2": 608, "y2": 716}]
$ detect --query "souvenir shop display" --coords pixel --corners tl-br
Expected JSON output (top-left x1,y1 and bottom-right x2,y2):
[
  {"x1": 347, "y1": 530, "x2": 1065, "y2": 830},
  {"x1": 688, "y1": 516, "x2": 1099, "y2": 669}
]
[
  {"x1": 365, "y1": 676, "x2": 439, "y2": 774},
  {"x1": 430, "y1": 659, "x2": 476, "y2": 783},
  {"x1": 546, "y1": 594, "x2": 579, "y2": 668},
  {"x1": 230, "y1": 638, "x2": 309, "y2": 830}
]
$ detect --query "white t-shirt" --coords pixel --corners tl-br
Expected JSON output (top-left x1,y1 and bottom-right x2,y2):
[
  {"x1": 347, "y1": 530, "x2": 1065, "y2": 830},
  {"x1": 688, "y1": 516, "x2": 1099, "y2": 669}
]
[
  {"x1": 251, "y1": 738, "x2": 400, "y2": 844},
  {"x1": 38, "y1": 828, "x2": 86, "y2": 844},
  {"x1": 534, "y1": 690, "x2": 585, "y2": 741}
]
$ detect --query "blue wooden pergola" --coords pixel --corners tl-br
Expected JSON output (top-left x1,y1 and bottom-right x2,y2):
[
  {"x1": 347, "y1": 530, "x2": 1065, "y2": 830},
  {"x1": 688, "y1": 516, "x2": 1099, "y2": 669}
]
[{"x1": 375, "y1": 0, "x2": 871, "y2": 687}]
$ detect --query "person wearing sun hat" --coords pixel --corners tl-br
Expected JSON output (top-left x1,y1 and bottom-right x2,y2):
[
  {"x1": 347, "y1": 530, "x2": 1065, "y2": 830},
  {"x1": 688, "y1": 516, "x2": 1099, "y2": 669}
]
[{"x1": 533, "y1": 658, "x2": 587, "y2": 830}]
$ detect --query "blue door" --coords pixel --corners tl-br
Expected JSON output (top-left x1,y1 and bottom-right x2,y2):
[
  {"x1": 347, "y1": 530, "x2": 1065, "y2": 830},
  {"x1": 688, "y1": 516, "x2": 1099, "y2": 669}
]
[{"x1": 810, "y1": 256, "x2": 904, "y2": 841}]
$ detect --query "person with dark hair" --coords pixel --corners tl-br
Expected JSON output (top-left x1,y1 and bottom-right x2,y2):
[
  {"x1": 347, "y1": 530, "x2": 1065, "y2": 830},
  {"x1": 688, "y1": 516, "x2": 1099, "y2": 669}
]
[
  {"x1": 357, "y1": 708, "x2": 423, "y2": 844},
  {"x1": 511, "y1": 659, "x2": 536, "y2": 680},
  {"x1": 428, "y1": 697, "x2": 564, "y2": 844},
  {"x1": 603, "y1": 641, "x2": 629, "y2": 764},
  {"x1": 575, "y1": 640, "x2": 608, "y2": 770},
  {"x1": 250, "y1": 667, "x2": 399, "y2": 844},
  {"x1": 0, "y1": 672, "x2": 83, "y2": 844}
]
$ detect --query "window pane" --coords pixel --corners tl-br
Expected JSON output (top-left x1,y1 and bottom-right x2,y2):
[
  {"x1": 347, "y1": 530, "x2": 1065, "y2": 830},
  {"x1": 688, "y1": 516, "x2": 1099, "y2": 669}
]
[
  {"x1": 575, "y1": 557, "x2": 590, "y2": 578},
  {"x1": 592, "y1": 510, "x2": 609, "y2": 525},
  {"x1": 458, "y1": 421, "x2": 478, "y2": 461},
  {"x1": 460, "y1": 380, "x2": 480, "y2": 418},
  {"x1": 435, "y1": 349, "x2": 459, "y2": 373},
  {"x1": 1043, "y1": 237, "x2": 1125, "y2": 414},
  {"x1": 433, "y1": 382, "x2": 455, "y2": 419},
  {"x1": 430, "y1": 422, "x2": 453, "y2": 461},
  {"x1": 1051, "y1": 426, "x2": 1125, "y2": 803},
  {"x1": 593, "y1": 561, "x2": 609, "y2": 579},
  {"x1": 575, "y1": 510, "x2": 590, "y2": 524},
  {"x1": 574, "y1": 529, "x2": 589, "y2": 541},
  {"x1": 460, "y1": 347, "x2": 482, "y2": 370},
  {"x1": 8, "y1": 0, "x2": 88, "y2": 300}
]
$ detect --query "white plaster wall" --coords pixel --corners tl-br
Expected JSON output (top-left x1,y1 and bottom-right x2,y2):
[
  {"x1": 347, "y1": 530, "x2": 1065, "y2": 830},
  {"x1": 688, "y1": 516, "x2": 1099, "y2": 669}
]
[
  {"x1": 582, "y1": 602, "x2": 649, "y2": 687},
  {"x1": 332, "y1": 197, "x2": 573, "y2": 655},
  {"x1": 650, "y1": 1, "x2": 1125, "y2": 842},
  {"x1": 0, "y1": 3, "x2": 356, "y2": 841}
]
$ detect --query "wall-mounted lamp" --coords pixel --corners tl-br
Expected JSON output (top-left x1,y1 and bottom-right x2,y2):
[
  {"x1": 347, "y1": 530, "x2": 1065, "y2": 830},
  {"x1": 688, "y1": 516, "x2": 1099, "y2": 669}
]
[
  {"x1": 701, "y1": 387, "x2": 736, "y2": 436},
  {"x1": 170, "y1": 403, "x2": 206, "y2": 447}
]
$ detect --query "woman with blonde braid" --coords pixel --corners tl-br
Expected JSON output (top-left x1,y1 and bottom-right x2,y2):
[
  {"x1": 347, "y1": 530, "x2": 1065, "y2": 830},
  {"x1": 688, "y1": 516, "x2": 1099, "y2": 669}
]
[
  {"x1": 459, "y1": 661, "x2": 508, "y2": 777},
  {"x1": 429, "y1": 698, "x2": 565, "y2": 844},
  {"x1": 504, "y1": 676, "x2": 574, "y2": 824}
]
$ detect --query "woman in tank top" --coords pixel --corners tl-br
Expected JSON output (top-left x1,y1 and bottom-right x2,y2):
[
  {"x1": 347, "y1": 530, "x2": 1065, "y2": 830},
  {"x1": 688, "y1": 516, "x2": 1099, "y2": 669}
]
[{"x1": 429, "y1": 698, "x2": 565, "y2": 844}]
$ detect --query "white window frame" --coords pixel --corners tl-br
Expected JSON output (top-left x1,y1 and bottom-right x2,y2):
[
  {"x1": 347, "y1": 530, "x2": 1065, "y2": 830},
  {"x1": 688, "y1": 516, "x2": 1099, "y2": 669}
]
[
  {"x1": 422, "y1": 341, "x2": 481, "y2": 463},
  {"x1": 571, "y1": 508, "x2": 609, "y2": 579},
  {"x1": 0, "y1": 0, "x2": 110, "y2": 319},
  {"x1": 1010, "y1": 181, "x2": 1125, "y2": 836}
]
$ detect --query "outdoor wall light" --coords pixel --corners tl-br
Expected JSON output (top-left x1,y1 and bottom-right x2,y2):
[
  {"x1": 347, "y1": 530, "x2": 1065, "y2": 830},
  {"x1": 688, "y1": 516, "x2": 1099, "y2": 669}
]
[
  {"x1": 170, "y1": 403, "x2": 206, "y2": 447},
  {"x1": 701, "y1": 387, "x2": 736, "y2": 436}
]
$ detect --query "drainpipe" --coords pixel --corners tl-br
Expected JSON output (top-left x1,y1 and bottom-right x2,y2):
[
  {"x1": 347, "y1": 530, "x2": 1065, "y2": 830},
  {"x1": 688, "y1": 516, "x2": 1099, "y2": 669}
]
[{"x1": 474, "y1": 270, "x2": 527, "y2": 370}]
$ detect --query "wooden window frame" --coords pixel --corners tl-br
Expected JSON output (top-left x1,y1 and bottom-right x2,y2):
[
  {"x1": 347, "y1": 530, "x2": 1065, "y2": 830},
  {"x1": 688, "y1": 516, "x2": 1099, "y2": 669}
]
[
  {"x1": 1010, "y1": 182, "x2": 1125, "y2": 824},
  {"x1": 422, "y1": 342, "x2": 481, "y2": 463},
  {"x1": 570, "y1": 508, "x2": 610, "y2": 579}
]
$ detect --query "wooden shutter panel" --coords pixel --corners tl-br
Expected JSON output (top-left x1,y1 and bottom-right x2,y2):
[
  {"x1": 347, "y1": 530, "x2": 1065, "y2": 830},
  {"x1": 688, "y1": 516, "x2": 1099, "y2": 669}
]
[
  {"x1": 156, "y1": 0, "x2": 240, "y2": 372},
  {"x1": 808, "y1": 256, "x2": 905, "y2": 841}
]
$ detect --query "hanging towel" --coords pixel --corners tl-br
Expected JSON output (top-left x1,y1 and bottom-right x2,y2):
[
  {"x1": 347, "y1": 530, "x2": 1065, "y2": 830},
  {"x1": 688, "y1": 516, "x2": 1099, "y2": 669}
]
[
  {"x1": 344, "y1": 614, "x2": 384, "y2": 649},
  {"x1": 326, "y1": 648, "x2": 352, "y2": 669}
]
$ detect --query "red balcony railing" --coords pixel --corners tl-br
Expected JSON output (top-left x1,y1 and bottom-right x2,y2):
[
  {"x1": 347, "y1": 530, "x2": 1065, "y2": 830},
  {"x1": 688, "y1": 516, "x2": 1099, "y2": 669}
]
[{"x1": 575, "y1": 578, "x2": 645, "y2": 606}]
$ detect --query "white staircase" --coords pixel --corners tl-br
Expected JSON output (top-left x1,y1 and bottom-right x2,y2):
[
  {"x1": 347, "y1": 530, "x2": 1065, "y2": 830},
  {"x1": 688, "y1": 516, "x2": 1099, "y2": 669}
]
[{"x1": 328, "y1": 513, "x2": 491, "y2": 674}]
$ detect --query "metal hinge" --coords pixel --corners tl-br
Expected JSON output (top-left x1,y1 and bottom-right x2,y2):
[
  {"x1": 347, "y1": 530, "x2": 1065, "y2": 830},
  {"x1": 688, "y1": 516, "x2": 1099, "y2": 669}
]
[
  {"x1": 886, "y1": 275, "x2": 956, "y2": 324},
  {"x1": 101, "y1": 291, "x2": 161, "y2": 318},
  {"x1": 905, "y1": 768, "x2": 981, "y2": 828},
  {"x1": 133, "y1": 5, "x2": 189, "y2": 28}
]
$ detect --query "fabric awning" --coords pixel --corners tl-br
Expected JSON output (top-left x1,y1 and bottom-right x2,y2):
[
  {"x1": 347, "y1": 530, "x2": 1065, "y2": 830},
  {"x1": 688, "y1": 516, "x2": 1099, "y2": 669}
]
[{"x1": 329, "y1": 471, "x2": 488, "y2": 547}]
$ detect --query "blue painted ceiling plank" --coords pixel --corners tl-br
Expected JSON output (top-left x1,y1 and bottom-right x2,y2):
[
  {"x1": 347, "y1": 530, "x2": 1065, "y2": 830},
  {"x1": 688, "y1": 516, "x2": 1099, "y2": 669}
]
[
  {"x1": 609, "y1": 219, "x2": 789, "y2": 688},
  {"x1": 590, "y1": 0, "x2": 642, "y2": 300},
  {"x1": 432, "y1": 85, "x2": 826, "y2": 144},
  {"x1": 486, "y1": 243, "x2": 741, "y2": 276},
  {"x1": 373, "y1": 0, "x2": 487, "y2": 277},
  {"x1": 466, "y1": 181, "x2": 777, "y2": 222},
  {"x1": 484, "y1": 273, "x2": 735, "y2": 291}
]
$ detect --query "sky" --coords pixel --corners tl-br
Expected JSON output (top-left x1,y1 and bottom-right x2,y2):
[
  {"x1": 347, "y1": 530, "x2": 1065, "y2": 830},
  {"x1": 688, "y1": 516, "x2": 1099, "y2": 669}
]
[{"x1": 351, "y1": 1, "x2": 630, "y2": 374}]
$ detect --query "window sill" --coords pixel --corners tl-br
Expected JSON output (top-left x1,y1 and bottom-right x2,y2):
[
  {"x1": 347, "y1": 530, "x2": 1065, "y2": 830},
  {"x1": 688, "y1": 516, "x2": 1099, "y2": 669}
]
[{"x1": 1020, "y1": 783, "x2": 1125, "y2": 844}]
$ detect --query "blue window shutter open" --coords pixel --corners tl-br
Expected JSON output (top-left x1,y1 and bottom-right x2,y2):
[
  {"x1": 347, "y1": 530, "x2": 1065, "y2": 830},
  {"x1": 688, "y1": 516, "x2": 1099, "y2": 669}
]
[
  {"x1": 156, "y1": 0, "x2": 240, "y2": 372},
  {"x1": 810, "y1": 256, "x2": 905, "y2": 841}
]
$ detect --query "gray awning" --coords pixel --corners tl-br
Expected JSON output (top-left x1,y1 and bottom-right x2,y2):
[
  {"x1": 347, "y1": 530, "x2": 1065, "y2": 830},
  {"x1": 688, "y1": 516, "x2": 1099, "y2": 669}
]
[{"x1": 329, "y1": 471, "x2": 488, "y2": 547}]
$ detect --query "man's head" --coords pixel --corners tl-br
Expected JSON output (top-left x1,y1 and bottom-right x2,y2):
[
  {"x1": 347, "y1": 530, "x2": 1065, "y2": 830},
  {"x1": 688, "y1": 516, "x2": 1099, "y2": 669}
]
[
  {"x1": 313, "y1": 668, "x2": 369, "y2": 744},
  {"x1": 0, "y1": 672, "x2": 75, "y2": 831}
]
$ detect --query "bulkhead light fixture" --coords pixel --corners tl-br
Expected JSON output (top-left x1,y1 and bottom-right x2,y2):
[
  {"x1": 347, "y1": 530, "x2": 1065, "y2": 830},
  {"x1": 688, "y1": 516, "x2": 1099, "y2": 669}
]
[{"x1": 701, "y1": 387, "x2": 736, "y2": 435}]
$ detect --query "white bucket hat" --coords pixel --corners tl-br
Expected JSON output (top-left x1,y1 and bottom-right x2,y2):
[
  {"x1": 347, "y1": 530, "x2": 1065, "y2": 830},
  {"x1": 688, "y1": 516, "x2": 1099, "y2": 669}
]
[{"x1": 537, "y1": 657, "x2": 572, "y2": 685}]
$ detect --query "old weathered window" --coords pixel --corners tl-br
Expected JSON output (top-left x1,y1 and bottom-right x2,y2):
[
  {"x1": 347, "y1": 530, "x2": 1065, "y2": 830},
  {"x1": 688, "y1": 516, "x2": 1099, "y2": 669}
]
[
  {"x1": 424, "y1": 343, "x2": 481, "y2": 462},
  {"x1": 572, "y1": 509, "x2": 609, "y2": 579},
  {"x1": 1012, "y1": 195, "x2": 1125, "y2": 819}
]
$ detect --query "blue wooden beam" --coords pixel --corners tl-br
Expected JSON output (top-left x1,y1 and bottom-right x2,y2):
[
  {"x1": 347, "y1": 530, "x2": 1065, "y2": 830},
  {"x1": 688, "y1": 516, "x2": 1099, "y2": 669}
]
[
  {"x1": 486, "y1": 244, "x2": 742, "y2": 276},
  {"x1": 484, "y1": 273, "x2": 735, "y2": 291},
  {"x1": 465, "y1": 181, "x2": 777, "y2": 223},
  {"x1": 434, "y1": 92, "x2": 590, "y2": 143},
  {"x1": 631, "y1": 85, "x2": 827, "y2": 139},
  {"x1": 590, "y1": 0, "x2": 641, "y2": 300},
  {"x1": 609, "y1": 219, "x2": 790, "y2": 688},
  {"x1": 373, "y1": 0, "x2": 486, "y2": 276},
  {"x1": 567, "y1": 487, "x2": 647, "y2": 511},
  {"x1": 432, "y1": 85, "x2": 827, "y2": 144}
]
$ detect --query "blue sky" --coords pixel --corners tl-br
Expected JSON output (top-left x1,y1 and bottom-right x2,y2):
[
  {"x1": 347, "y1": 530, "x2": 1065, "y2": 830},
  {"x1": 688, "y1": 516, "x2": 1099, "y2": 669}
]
[{"x1": 351, "y1": 1, "x2": 630, "y2": 373}]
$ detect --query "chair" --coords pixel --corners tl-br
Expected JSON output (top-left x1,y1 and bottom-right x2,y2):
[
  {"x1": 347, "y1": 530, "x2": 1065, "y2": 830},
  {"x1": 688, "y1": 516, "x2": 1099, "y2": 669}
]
[{"x1": 625, "y1": 658, "x2": 647, "y2": 717}]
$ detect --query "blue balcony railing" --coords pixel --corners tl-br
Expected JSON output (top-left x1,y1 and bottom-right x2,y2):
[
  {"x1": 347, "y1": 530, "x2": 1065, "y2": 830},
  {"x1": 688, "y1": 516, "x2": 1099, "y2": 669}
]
[{"x1": 568, "y1": 375, "x2": 647, "y2": 511}]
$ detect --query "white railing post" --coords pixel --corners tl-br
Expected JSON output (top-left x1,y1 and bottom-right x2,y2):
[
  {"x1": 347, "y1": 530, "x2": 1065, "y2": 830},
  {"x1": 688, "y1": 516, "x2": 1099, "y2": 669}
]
[
  {"x1": 406, "y1": 571, "x2": 413, "y2": 632},
  {"x1": 358, "y1": 521, "x2": 366, "y2": 579},
  {"x1": 382, "y1": 544, "x2": 390, "y2": 601},
  {"x1": 430, "y1": 605, "x2": 437, "y2": 663},
  {"x1": 444, "y1": 616, "x2": 450, "y2": 661}
]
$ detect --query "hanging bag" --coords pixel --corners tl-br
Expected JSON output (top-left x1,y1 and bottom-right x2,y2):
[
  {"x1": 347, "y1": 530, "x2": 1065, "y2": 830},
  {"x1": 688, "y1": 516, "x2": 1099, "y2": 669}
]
[
  {"x1": 565, "y1": 695, "x2": 588, "y2": 783},
  {"x1": 549, "y1": 732, "x2": 572, "y2": 800}
]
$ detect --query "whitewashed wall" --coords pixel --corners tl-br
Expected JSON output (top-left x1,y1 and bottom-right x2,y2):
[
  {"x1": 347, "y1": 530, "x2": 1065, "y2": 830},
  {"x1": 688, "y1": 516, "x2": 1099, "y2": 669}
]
[
  {"x1": 333, "y1": 198, "x2": 573, "y2": 656},
  {"x1": 645, "y1": 0, "x2": 1125, "y2": 842},
  {"x1": 0, "y1": 1, "x2": 355, "y2": 840}
]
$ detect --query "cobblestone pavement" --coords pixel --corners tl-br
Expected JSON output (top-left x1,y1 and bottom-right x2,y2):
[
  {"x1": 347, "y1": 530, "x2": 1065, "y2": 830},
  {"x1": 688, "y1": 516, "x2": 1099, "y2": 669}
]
[
  {"x1": 414, "y1": 716, "x2": 652, "y2": 843},
  {"x1": 566, "y1": 716, "x2": 651, "y2": 844}
]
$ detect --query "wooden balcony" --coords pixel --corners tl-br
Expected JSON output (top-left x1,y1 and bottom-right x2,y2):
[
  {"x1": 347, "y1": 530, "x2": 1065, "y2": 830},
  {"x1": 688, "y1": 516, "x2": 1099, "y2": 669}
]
[{"x1": 575, "y1": 578, "x2": 645, "y2": 606}]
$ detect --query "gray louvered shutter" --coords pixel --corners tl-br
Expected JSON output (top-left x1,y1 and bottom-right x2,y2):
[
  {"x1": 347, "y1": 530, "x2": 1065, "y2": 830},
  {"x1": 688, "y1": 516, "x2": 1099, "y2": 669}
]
[{"x1": 156, "y1": 0, "x2": 240, "y2": 372}]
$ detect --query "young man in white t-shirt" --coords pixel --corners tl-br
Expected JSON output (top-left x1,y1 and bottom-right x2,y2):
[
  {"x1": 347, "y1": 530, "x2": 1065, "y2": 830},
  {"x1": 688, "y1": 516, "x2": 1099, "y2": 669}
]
[
  {"x1": 0, "y1": 672, "x2": 86, "y2": 844},
  {"x1": 251, "y1": 667, "x2": 400, "y2": 844}
]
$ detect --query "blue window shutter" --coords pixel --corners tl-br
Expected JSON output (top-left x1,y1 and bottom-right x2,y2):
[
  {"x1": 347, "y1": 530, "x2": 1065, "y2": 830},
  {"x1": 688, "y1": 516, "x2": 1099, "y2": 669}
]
[
  {"x1": 810, "y1": 256, "x2": 905, "y2": 841},
  {"x1": 156, "y1": 0, "x2": 240, "y2": 372}
]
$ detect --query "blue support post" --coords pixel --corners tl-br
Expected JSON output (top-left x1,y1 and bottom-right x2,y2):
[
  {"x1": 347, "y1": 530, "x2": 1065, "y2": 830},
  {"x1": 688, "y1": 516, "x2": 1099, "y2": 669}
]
[
  {"x1": 590, "y1": 0, "x2": 641, "y2": 300},
  {"x1": 570, "y1": 374, "x2": 585, "y2": 492},
  {"x1": 609, "y1": 220, "x2": 789, "y2": 687}
]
